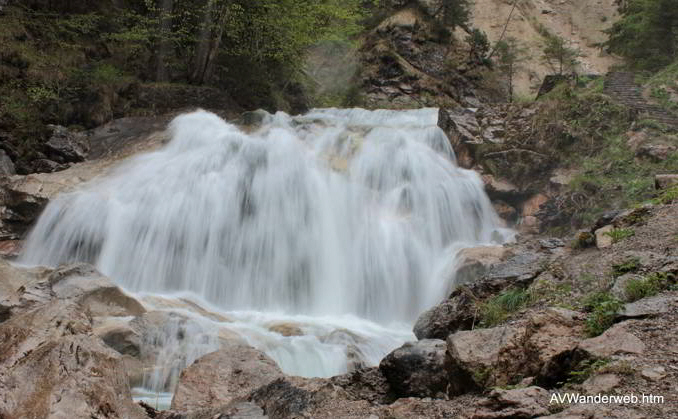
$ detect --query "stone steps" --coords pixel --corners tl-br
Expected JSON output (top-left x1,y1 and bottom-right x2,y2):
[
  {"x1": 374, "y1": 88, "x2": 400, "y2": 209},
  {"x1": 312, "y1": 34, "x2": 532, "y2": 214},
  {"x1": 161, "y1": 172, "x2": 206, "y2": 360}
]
[{"x1": 604, "y1": 71, "x2": 678, "y2": 129}]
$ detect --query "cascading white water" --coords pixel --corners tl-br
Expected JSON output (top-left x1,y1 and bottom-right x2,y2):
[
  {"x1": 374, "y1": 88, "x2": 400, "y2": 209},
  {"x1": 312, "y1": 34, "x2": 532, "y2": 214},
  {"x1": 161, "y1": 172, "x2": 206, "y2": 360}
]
[{"x1": 19, "y1": 108, "x2": 511, "y2": 399}]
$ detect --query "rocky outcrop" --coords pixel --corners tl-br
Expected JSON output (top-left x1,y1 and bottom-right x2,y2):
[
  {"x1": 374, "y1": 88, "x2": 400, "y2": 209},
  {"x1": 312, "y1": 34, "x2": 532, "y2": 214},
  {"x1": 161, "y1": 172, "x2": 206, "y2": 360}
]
[
  {"x1": 44, "y1": 124, "x2": 89, "y2": 165},
  {"x1": 445, "y1": 308, "x2": 584, "y2": 394},
  {"x1": 471, "y1": 386, "x2": 550, "y2": 419},
  {"x1": 379, "y1": 339, "x2": 448, "y2": 398},
  {"x1": 0, "y1": 265, "x2": 146, "y2": 418},
  {"x1": 171, "y1": 343, "x2": 284, "y2": 412},
  {"x1": 414, "y1": 249, "x2": 544, "y2": 340},
  {"x1": 0, "y1": 180, "x2": 49, "y2": 240}
]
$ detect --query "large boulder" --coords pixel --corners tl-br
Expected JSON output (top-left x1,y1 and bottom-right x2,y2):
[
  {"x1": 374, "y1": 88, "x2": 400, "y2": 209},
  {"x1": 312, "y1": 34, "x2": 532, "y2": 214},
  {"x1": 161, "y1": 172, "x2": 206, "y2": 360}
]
[
  {"x1": 576, "y1": 323, "x2": 645, "y2": 359},
  {"x1": 379, "y1": 339, "x2": 448, "y2": 398},
  {"x1": 1, "y1": 260, "x2": 144, "y2": 321},
  {"x1": 445, "y1": 309, "x2": 584, "y2": 395},
  {"x1": 171, "y1": 343, "x2": 284, "y2": 412},
  {"x1": 0, "y1": 297, "x2": 145, "y2": 418}
]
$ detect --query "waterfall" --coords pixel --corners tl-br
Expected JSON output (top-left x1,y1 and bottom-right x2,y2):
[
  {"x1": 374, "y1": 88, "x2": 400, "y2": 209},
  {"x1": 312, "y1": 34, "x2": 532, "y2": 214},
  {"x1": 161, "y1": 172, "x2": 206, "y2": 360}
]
[{"x1": 19, "y1": 108, "x2": 511, "y2": 390}]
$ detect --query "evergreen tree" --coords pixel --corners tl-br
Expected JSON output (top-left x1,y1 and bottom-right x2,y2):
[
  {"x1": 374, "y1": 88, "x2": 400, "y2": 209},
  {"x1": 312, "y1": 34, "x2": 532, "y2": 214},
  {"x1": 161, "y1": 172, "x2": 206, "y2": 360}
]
[{"x1": 604, "y1": 0, "x2": 678, "y2": 71}]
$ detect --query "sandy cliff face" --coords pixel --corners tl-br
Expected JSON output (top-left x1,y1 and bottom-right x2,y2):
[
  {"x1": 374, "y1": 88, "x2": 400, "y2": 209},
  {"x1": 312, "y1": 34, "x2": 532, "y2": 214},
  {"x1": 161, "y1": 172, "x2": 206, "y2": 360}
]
[{"x1": 469, "y1": 0, "x2": 620, "y2": 96}]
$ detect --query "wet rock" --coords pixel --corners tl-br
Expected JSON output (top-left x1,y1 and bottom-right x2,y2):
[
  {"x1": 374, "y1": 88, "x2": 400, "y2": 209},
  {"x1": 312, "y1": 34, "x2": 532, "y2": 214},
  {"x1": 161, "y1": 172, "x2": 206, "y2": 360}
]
[
  {"x1": 0, "y1": 298, "x2": 145, "y2": 419},
  {"x1": 130, "y1": 310, "x2": 221, "y2": 392},
  {"x1": 618, "y1": 294, "x2": 674, "y2": 319},
  {"x1": 655, "y1": 174, "x2": 678, "y2": 190},
  {"x1": 241, "y1": 109, "x2": 272, "y2": 127},
  {"x1": 44, "y1": 124, "x2": 89, "y2": 163},
  {"x1": 94, "y1": 319, "x2": 142, "y2": 357},
  {"x1": 472, "y1": 386, "x2": 550, "y2": 418},
  {"x1": 46, "y1": 264, "x2": 146, "y2": 317},
  {"x1": 482, "y1": 174, "x2": 521, "y2": 204},
  {"x1": 493, "y1": 200, "x2": 519, "y2": 224},
  {"x1": 171, "y1": 343, "x2": 284, "y2": 412},
  {"x1": 379, "y1": 339, "x2": 448, "y2": 398},
  {"x1": 0, "y1": 149, "x2": 15, "y2": 176},
  {"x1": 445, "y1": 309, "x2": 584, "y2": 394},
  {"x1": 595, "y1": 225, "x2": 614, "y2": 249},
  {"x1": 582, "y1": 373, "x2": 620, "y2": 394},
  {"x1": 268, "y1": 322, "x2": 304, "y2": 337},
  {"x1": 577, "y1": 324, "x2": 645, "y2": 358}
]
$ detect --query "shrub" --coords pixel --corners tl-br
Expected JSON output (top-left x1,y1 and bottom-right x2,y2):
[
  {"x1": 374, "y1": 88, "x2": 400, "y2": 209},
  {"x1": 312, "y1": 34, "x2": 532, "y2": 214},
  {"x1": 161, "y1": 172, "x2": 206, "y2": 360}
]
[
  {"x1": 479, "y1": 288, "x2": 533, "y2": 327},
  {"x1": 583, "y1": 292, "x2": 622, "y2": 337},
  {"x1": 625, "y1": 272, "x2": 673, "y2": 302},
  {"x1": 612, "y1": 257, "x2": 641, "y2": 277},
  {"x1": 604, "y1": 228, "x2": 635, "y2": 243}
]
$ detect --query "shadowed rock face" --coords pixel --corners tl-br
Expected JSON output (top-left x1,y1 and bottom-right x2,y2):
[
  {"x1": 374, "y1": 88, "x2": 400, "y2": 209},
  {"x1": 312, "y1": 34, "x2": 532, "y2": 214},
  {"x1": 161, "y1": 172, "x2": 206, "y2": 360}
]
[{"x1": 379, "y1": 339, "x2": 448, "y2": 398}]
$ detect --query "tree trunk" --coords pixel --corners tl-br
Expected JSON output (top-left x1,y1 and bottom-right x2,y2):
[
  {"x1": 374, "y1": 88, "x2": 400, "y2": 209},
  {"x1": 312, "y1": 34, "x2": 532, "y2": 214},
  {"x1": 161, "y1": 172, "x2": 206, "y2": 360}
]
[
  {"x1": 190, "y1": 0, "x2": 215, "y2": 84},
  {"x1": 201, "y1": 5, "x2": 231, "y2": 83},
  {"x1": 155, "y1": 0, "x2": 174, "y2": 82}
]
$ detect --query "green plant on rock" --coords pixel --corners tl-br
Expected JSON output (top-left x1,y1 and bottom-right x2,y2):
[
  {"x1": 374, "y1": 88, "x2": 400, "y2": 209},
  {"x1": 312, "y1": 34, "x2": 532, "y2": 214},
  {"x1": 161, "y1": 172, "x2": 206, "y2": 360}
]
[
  {"x1": 604, "y1": 228, "x2": 635, "y2": 243},
  {"x1": 625, "y1": 272, "x2": 674, "y2": 302},
  {"x1": 612, "y1": 257, "x2": 641, "y2": 277},
  {"x1": 583, "y1": 293, "x2": 622, "y2": 337},
  {"x1": 478, "y1": 288, "x2": 534, "y2": 327},
  {"x1": 653, "y1": 185, "x2": 678, "y2": 205},
  {"x1": 563, "y1": 358, "x2": 610, "y2": 386}
]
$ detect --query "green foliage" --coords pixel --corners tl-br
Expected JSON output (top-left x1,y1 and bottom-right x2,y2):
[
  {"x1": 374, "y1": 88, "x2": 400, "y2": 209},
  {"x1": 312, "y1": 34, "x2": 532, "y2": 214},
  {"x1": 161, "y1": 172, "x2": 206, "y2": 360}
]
[
  {"x1": 653, "y1": 185, "x2": 678, "y2": 204},
  {"x1": 565, "y1": 359, "x2": 610, "y2": 386},
  {"x1": 604, "y1": 228, "x2": 635, "y2": 243},
  {"x1": 479, "y1": 288, "x2": 533, "y2": 327},
  {"x1": 494, "y1": 37, "x2": 529, "y2": 100},
  {"x1": 604, "y1": 0, "x2": 678, "y2": 71},
  {"x1": 440, "y1": 0, "x2": 472, "y2": 30},
  {"x1": 583, "y1": 292, "x2": 622, "y2": 337},
  {"x1": 541, "y1": 33, "x2": 580, "y2": 75},
  {"x1": 465, "y1": 28, "x2": 490, "y2": 61},
  {"x1": 612, "y1": 257, "x2": 641, "y2": 277},
  {"x1": 625, "y1": 272, "x2": 673, "y2": 302}
]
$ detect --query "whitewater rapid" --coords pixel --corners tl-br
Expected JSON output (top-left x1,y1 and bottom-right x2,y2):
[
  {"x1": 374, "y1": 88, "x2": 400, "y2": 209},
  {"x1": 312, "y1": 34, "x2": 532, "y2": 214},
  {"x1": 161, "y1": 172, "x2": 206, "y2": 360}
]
[{"x1": 19, "y1": 108, "x2": 511, "y2": 398}]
